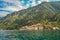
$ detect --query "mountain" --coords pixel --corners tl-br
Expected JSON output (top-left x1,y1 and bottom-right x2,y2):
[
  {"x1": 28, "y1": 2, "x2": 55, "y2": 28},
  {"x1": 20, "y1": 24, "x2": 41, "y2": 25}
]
[{"x1": 0, "y1": 2, "x2": 60, "y2": 29}]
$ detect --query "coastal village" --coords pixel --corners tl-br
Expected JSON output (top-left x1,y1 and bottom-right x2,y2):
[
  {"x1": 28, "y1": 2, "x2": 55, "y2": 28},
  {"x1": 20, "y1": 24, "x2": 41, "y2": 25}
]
[{"x1": 20, "y1": 24, "x2": 60, "y2": 30}]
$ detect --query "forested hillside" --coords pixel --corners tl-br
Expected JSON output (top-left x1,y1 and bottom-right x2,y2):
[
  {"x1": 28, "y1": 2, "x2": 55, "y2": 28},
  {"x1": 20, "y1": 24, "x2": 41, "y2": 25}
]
[{"x1": 0, "y1": 2, "x2": 60, "y2": 30}]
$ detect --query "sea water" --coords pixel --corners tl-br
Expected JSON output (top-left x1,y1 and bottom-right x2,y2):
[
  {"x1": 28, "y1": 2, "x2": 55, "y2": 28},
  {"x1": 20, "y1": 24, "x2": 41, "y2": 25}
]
[{"x1": 0, "y1": 30, "x2": 60, "y2": 40}]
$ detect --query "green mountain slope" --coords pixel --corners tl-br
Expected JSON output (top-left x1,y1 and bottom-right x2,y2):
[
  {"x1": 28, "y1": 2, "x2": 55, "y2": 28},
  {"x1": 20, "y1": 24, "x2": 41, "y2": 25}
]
[{"x1": 0, "y1": 2, "x2": 60, "y2": 29}]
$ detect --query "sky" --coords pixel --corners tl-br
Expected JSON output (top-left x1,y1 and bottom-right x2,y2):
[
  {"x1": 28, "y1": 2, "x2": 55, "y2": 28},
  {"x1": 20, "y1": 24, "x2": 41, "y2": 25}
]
[{"x1": 0, "y1": 0, "x2": 60, "y2": 17}]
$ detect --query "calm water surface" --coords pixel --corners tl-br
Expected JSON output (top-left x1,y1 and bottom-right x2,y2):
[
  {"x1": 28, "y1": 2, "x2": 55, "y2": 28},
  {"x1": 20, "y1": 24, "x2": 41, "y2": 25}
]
[{"x1": 0, "y1": 30, "x2": 60, "y2": 40}]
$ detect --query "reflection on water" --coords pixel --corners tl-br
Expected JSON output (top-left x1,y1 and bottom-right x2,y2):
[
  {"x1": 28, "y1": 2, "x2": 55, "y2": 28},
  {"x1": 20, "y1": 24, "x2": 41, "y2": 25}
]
[{"x1": 0, "y1": 30, "x2": 60, "y2": 40}]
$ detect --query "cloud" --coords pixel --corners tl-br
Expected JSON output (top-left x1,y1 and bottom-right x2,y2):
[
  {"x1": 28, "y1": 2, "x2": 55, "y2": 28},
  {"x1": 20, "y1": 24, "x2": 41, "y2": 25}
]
[
  {"x1": 0, "y1": 12, "x2": 10, "y2": 17},
  {"x1": 38, "y1": 1, "x2": 42, "y2": 4},
  {"x1": 0, "y1": 0, "x2": 50, "y2": 17},
  {"x1": 41, "y1": 0, "x2": 49, "y2": 2},
  {"x1": 0, "y1": 0, "x2": 37, "y2": 12},
  {"x1": 0, "y1": 9, "x2": 12, "y2": 17},
  {"x1": 0, "y1": 0, "x2": 27, "y2": 17},
  {"x1": 30, "y1": 0, "x2": 37, "y2": 6},
  {"x1": 1, "y1": 0, "x2": 32, "y2": 11},
  {"x1": 0, "y1": 6, "x2": 22, "y2": 11}
]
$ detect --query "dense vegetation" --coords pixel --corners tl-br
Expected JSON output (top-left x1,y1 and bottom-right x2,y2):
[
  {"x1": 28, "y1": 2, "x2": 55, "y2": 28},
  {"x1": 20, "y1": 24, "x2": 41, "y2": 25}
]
[{"x1": 0, "y1": 2, "x2": 60, "y2": 30}]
